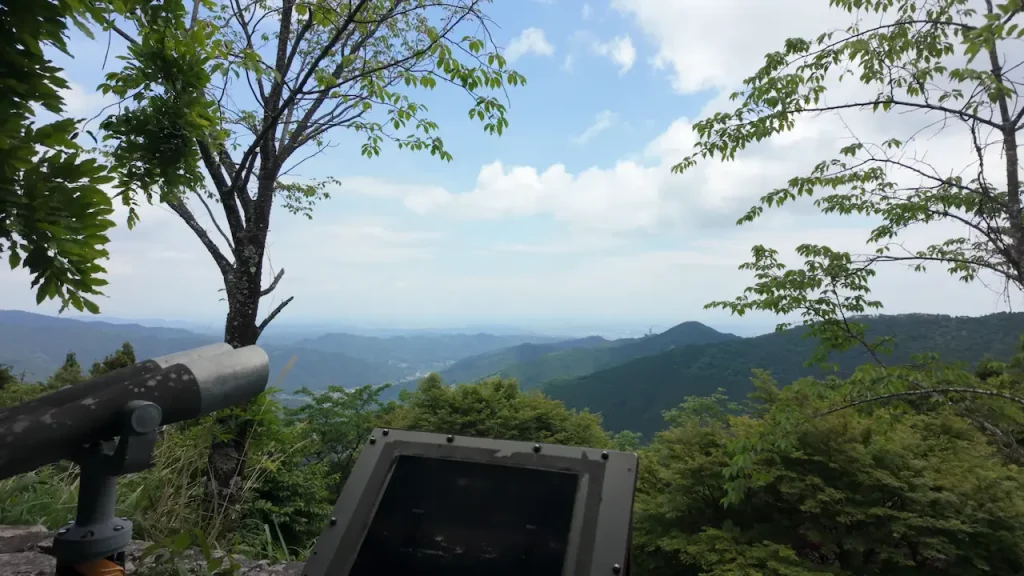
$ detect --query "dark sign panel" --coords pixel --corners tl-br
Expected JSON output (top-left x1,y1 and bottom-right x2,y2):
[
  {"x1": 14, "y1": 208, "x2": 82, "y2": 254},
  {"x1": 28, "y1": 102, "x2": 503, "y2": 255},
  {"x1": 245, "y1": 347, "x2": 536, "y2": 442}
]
[{"x1": 303, "y1": 428, "x2": 638, "y2": 576}]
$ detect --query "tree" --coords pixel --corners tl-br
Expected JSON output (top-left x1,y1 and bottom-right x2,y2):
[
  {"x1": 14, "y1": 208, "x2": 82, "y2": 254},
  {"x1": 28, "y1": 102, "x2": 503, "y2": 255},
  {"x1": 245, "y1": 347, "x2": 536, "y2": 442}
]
[
  {"x1": 631, "y1": 382, "x2": 1024, "y2": 576},
  {"x1": 89, "y1": 341, "x2": 136, "y2": 376},
  {"x1": 1, "y1": 0, "x2": 120, "y2": 313},
  {"x1": 672, "y1": 0, "x2": 1024, "y2": 447},
  {"x1": 97, "y1": 0, "x2": 524, "y2": 347},
  {"x1": 286, "y1": 383, "x2": 389, "y2": 490},
  {"x1": 47, "y1": 351, "x2": 84, "y2": 388},
  {"x1": 380, "y1": 374, "x2": 613, "y2": 447},
  {"x1": 676, "y1": 0, "x2": 1024, "y2": 358},
  {"x1": 94, "y1": 0, "x2": 525, "y2": 504}
]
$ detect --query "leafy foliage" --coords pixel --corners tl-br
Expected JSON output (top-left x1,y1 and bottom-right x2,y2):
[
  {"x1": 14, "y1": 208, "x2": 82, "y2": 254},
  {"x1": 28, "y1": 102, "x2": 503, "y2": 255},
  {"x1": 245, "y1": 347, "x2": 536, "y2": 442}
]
[
  {"x1": 1, "y1": 0, "x2": 118, "y2": 313},
  {"x1": 139, "y1": 528, "x2": 244, "y2": 576},
  {"x1": 88, "y1": 341, "x2": 136, "y2": 376},
  {"x1": 47, "y1": 351, "x2": 84, "y2": 387},
  {"x1": 96, "y1": 0, "x2": 225, "y2": 225},
  {"x1": 233, "y1": 389, "x2": 335, "y2": 557},
  {"x1": 380, "y1": 373, "x2": 613, "y2": 448},
  {"x1": 634, "y1": 377, "x2": 1024, "y2": 575},
  {"x1": 285, "y1": 384, "x2": 389, "y2": 491}
]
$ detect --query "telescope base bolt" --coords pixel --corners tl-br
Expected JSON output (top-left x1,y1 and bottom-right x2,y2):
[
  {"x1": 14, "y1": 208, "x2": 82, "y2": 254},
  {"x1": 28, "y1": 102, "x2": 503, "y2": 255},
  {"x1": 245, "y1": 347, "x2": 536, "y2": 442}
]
[{"x1": 52, "y1": 401, "x2": 162, "y2": 575}]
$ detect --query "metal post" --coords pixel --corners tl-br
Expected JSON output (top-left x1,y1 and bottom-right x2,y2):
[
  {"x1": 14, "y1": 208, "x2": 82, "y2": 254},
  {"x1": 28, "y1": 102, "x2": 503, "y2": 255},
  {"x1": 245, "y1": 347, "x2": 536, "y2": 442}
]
[{"x1": 52, "y1": 401, "x2": 162, "y2": 576}]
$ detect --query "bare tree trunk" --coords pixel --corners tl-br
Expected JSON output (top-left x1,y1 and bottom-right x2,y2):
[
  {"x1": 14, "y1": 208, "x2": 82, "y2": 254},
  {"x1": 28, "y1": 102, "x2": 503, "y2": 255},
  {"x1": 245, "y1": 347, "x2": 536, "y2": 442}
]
[
  {"x1": 207, "y1": 250, "x2": 265, "y2": 520},
  {"x1": 223, "y1": 266, "x2": 263, "y2": 348}
]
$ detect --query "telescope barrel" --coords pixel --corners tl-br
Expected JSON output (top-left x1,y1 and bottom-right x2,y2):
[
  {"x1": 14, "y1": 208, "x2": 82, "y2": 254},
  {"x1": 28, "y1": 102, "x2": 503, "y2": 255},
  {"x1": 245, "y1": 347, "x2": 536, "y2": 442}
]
[
  {"x1": 0, "y1": 343, "x2": 233, "y2": 422},
  {"x1": 0, "y1": 345, "x2": 269, "y2": 481}
]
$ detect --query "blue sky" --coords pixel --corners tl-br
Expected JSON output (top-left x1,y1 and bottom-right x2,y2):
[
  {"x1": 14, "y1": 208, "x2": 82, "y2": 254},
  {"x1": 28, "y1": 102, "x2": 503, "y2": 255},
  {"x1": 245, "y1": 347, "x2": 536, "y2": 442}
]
[{"x1": 1, "y1": 0, "x2": 1019, "y2": 337}]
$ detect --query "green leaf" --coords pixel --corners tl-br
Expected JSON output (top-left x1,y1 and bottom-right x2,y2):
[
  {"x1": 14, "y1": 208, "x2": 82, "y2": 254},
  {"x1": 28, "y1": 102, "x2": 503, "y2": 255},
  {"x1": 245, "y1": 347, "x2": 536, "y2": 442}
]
[{"x1": 82, "y1": 298, "x2": 100, "y2": 315}]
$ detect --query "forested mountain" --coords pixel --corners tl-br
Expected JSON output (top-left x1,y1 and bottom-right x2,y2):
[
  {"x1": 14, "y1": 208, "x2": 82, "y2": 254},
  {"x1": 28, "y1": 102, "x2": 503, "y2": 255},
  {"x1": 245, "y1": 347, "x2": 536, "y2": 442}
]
[
  {"x1": 440, "y1": 335, "x2": 616, "y2": 383},
  {"x1": 441, "y1": 321, "x2": 739, "y2": 388},
  {"x1": 544, "y1": 312, "x2": 1024, "y2": 438},
  {"x1": 0, "y1": 311, "x2": 541, "y2": 394}
]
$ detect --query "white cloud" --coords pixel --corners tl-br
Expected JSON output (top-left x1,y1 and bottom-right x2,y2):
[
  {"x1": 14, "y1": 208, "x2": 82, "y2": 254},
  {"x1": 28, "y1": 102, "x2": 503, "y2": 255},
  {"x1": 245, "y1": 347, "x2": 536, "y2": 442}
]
[
  {"x1": 493, "y1": 232, "x2": 627, "y2": 255},
  {"x1": 281, "y1": 217, "x2": 441, "y2": 265},
  {"x1": 32, "y1": 74, "x2": 116, "y2": 122},
  {"x1": 505, "y1": 28, "x2": 555, "y2": 63},
  {"x1": 563, "y1": 54, "x2": 575, "y2": 72},
  {"x1": 611, "y1": 0, "x2": 847, "y2": 93},
  {"x1": 572, "y1": 110, "x2": 618, "y2": 145},
  {"x1": 335, "y1": 87, "x2": 1006, "y2": 245},
  {"x1": 61, "y1": 79, "x2": 114, "y2": 117},
  {"x1": 582, "y1": 3, "x2": 592, "y2": 19},
  {"x1": 592, "y1": 35, "x2": 636, "y2": 75}
]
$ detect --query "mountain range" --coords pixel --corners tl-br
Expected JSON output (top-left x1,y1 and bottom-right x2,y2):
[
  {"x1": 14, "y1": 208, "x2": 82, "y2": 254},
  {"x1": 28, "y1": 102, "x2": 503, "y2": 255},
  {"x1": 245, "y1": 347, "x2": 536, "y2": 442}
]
[
  {"x1": 544, "y1": 313, "x2": 1024, "y2": 438},
  {"x1": 0, "y1": 310, "x2": 548, "y2": 399},
  {"x1": 2, "y1": 309, "x2": 1023, "y2": 437}
]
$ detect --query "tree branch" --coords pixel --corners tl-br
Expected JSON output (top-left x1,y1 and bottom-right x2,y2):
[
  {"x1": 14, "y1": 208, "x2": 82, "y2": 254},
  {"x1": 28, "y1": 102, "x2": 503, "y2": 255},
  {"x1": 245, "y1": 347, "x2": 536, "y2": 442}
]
[
  {"x1": 281, "y1": 1, "x2": 483, "y2": 158},
  {"x1": 233, "y1": 0, "x2": 373, "y2": 191},
  {"x1": 105, "y1": 21, "x2": 137, "y2": 45},
  {"x1": 816, "y1": 386, "x2": 1024, "y2": 418},
  {"x1": 196, "y1": 140, "x2": 247, "y2": 242},
  {"x1": 799, "y1": 99, "x2": 1003, "y2": 130},
  {"x1": 260, "y1": 268, "x2": 285, "y2": 296},
  {"x1": 232, "y1": 0, "x2": 269, "y2": 105},
  {"x1": 192, "y1": 191, "x2": 234, "y2": 252},
  {"x1": 165, "y1": 199, "x2": 234, "y2": 275},
  {"x1": 281, "y1": 1, "x2": 393, "y2": 156},
  {"x1": 257, "y1": 296, "x2": 294, "y2": 335},
  {"x1": 100, "y1": 19, "x2": 254, "y2": 236},
  {"x1": 189, "y1": 0, "x2": 202, "y2": 29}
]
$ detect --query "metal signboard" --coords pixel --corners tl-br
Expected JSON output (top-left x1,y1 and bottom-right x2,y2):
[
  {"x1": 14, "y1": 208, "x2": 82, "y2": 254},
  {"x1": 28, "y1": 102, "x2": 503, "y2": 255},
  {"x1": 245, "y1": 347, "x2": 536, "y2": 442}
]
[{"x1": 302, "y1": 428, "x2": 639, "y2": 576}]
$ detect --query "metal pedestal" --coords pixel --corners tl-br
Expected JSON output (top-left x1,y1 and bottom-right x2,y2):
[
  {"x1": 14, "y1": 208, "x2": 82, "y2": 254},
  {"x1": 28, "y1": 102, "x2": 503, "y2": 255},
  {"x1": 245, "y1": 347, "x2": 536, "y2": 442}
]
[{"x1": 52, "y1": 401, "x2": 162, "y2": 576}]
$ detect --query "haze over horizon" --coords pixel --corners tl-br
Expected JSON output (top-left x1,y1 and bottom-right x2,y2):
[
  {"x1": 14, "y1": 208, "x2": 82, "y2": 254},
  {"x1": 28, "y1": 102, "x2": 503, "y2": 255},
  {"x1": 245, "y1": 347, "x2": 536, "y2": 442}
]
[
  {"x1": 41, "y1": 309, "x2": 758, "y2": 340},
  {"x1": 2, "y1": 0, "x2": 1021, "y2": 334}
]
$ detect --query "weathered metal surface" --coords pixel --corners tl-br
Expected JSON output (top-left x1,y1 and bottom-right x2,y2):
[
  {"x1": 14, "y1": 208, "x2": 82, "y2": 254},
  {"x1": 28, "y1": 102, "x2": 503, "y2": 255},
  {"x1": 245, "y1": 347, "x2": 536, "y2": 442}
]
[{"x1": 0, "y1": 345, "x2": 270, "y2": 481}]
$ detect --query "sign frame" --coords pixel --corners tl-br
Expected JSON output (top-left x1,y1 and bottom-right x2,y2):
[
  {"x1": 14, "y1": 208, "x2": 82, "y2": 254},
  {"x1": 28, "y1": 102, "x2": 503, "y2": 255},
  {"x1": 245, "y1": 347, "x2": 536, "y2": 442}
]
[{"x1": 301, "y1": 428, "x2": 638, "y2": 576}]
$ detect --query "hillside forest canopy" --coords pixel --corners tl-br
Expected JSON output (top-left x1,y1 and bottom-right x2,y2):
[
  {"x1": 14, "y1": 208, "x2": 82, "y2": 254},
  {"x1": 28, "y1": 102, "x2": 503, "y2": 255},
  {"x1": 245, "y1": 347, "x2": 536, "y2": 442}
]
[{"x1": 5, "y1": 0, "x2": 1024, "y2": 575}]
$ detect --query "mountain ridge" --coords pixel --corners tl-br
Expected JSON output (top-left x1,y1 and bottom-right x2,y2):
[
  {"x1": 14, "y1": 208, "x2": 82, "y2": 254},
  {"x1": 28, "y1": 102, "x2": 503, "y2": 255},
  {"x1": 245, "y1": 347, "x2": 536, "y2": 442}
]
[
  {"x1": 441, "y1": 320, "x2": 739, "y2": 388},
  {"x1": 542, "y1": 312, "x2": 1024, "y2": 438}
]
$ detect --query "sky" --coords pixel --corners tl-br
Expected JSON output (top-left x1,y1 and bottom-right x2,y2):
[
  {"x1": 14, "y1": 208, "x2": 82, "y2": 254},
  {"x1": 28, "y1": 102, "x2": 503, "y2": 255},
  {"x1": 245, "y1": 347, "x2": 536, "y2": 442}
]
[{"x1": 2, "y1": 0, "x2": 1022, "y2": 337}]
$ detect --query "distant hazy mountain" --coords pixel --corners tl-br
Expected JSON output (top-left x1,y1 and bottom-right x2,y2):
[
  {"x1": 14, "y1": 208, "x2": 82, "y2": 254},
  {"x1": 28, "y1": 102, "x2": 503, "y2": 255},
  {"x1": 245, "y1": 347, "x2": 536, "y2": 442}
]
[
  {"x1": 0, "y1": 310, "x2": 218, "y2": 381},
  {"x1": 264, "y1": 322, "x2": 563, "y2": 339},
  {"x1": 69, "y1": 314, "x2": 222, "y2": 335},
  {"x1": 293, "y1": 332, "x2": 562, "y2": 369},
  {"x1": 441, "y1": 321, "x2": 739, "y2": 389},
  {"x1": 0, "y1": 311, "x2": 556, "y2": 396},
  {"x1": 543, "y1": 312, "x2": 1024, "y2": 438}
]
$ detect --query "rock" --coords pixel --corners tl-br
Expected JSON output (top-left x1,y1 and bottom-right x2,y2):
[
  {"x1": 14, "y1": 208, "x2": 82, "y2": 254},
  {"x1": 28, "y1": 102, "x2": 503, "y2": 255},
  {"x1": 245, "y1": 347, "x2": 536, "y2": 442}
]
[
  {"x1": 0, "y1": 525, "x2": 304, "y2": 576},
  {"x1": 0, "y1": 524, "x2": 52, "y2": 554},
  {"x1": 3, "y1": 551, "x2": 56, "y2": 576}
]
